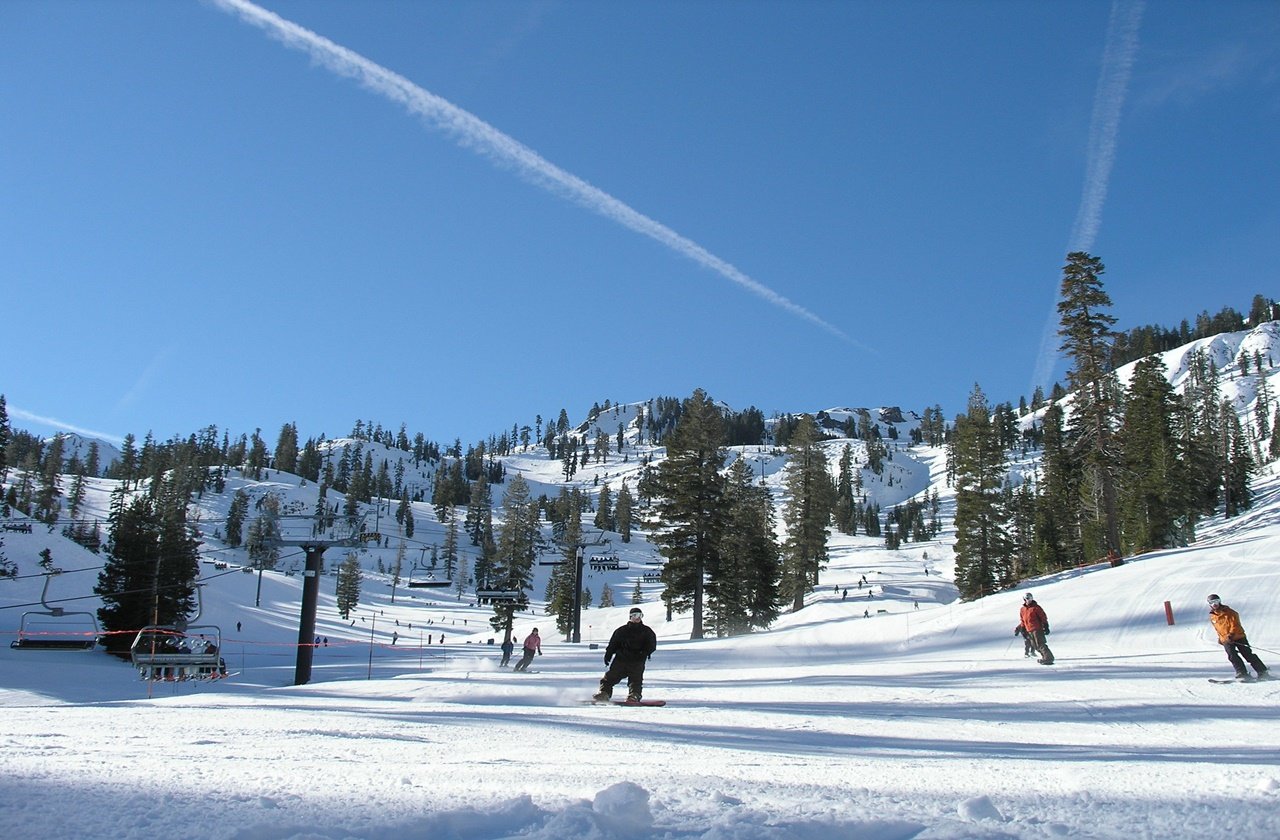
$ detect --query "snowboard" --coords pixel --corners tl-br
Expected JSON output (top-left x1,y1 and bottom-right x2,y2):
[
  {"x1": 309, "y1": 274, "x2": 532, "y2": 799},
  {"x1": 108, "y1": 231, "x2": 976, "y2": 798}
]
[
  {"x1": 586, "y1": 698, "x2": 666, "y2": 707},
  {"x1": 1208, "y1": 677, "x2": 1257, "y2": 684}
]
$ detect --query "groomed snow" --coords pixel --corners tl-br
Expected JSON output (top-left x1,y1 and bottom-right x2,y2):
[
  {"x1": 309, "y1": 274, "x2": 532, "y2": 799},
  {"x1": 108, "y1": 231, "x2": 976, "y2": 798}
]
[{"x1": 4, "y1": 466, "x2": 1280, "y2": 839}]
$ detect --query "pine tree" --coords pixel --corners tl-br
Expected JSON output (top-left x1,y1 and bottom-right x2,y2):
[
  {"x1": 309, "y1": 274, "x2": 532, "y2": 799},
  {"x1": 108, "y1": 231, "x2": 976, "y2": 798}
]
[
  {"x1": 780, "y1": 415, "x2": 836, "y2": 612},
  {"x1": 95, "y1": 492, "x2": 198, "y2": 655},
  {"x1": 544, "y1": 493, "x2": 582, "y2": 638},
  {"x1": 1253, "y1": 360, "x2": 1273, "y2": 443},
  {"x1": 490, "y1": 474, "x2": 540, "y2": 634},
  {"x1": 0, "y1": 394, "x2": 9, "y2": 483},
  {"x1": 952, "y1": 385, "x2": 1013, "y2": 600},
  {"x1": 14, "y1": 450, "x2": 37, "y2": 515},
  {"x1": 464, "y1": 476, "x2": 492, "y2": 546},
  {"x1": 246, "y1": 429, "x2": 269, "y2": 481},
  {"x1": 441, "y1": 507, "x2": 459, "y2": 582},
  {"x1": 1221, "y1": 402, "x2": 1255, "y2": 517},
  {"x1": 274, "y1": 423, "x2": 299, "y2": 475},
  {"x1": 1057, "y1": 251, "x2": 1121, "y2": 557},
  {"x1": 646, "y1": 389, "x2": 727, "y2": 639},
  {"x1": 336, "y1": 553, "x2": 362, "y2": 619},
  {"x1": 34, "y1": 435, "x2": 65, "y2": 525},
  {"x1": 115, "y1": 433, "x2": 138, "y2": 486},
  {"x1": 67, "y1": 471, "x2": 87, "y2": 519},
  {"x1": 705, "y1": 459, "x2": 749, "y2": 636},
  {"x1": 1116, "y1": 354, "x2": 1182, "y2": 552},
  {"x1": 1270, "y1": 406, "x2": 1280, "y2": 461},
  {"x1": 1008, "y1": 480, "x2": 1036, "y2": 579},
  {"x1": 714, "y1": 458, "x2": 781, "y2": 634},
  {"x1": 375, "y1": 458, "x2": 392, "y2": 500},
  {"x1": 833, "y1": 444, "x2": 856, "y2": 535},
  {"x1": 245, "y1": 493, "x2": 281, "y2": 571},
  {"x1": 1180, "y1": 349, "x2": 1226, "y2": 516},
  {"x1": 399, "y1": 488, "x2": 415, "y2": 539},
  {"x1": 616, "y1": 480, "x2": 634, "y2": 543},
  {"x1": 594, "y1": 484, "x2": 614, "y2": 532},
  {"x1": 225, "y1": 489, "x2": 250, "y2": 547}
]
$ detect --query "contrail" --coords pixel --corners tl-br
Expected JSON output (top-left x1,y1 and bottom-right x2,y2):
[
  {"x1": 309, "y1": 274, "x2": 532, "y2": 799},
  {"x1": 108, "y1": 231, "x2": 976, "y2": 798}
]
[
  {"x1": 9, "y1": 407, "x2": 126, "y2": 446},
  {"x1": 1031, "y1": 0, "x2": 1144, "y2": 393},
  {"x1": 207, "y1": 0, "x2": 852, "y2": 343}
]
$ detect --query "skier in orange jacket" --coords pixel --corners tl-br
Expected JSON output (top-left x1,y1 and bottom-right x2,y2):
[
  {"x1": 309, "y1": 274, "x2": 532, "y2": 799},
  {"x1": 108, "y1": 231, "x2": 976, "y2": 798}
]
[{"x1": 1207, "y1": 594, "x2": 1267, "y2": 681}]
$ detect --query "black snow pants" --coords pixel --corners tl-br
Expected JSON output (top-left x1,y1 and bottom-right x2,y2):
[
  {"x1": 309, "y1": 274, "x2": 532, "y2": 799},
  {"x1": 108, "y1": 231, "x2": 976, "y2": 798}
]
[
  {"x1": 600, "y1": 655, "x2": 647, "y2": 699},
  {"x1": 1224, "y1": 637, "x2": 1267, "y2": 677}
]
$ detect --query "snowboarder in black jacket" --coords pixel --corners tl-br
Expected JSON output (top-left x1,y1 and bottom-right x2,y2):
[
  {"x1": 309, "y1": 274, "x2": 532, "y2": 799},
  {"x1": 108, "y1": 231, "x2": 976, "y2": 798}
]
[{"x1": 594, "y1": 608, "x2": 658, "y2": 703}]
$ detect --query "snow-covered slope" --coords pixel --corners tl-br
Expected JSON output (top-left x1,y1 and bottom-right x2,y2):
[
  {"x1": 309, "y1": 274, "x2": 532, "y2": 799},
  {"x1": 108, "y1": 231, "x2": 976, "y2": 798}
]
[
  {"x1": 4, "y1": 323, "x2": 1280, "y2": 838},
  {"x1": 3, "y1": 465, "x2": 1279, "y2": 838}
]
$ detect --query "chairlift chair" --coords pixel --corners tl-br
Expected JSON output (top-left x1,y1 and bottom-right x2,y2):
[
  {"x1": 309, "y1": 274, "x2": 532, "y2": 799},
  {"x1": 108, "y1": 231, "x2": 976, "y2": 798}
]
[
  {"x1": 406, "y1": 562, "x2": 452, "y2": 589},
  {"x1": 407, "y1": 577, "x2": 452, "y2": 589},
  {"x1": 475, "y1": 589, "x2": 522, "y2": 604},
  {"x1": 128, "y1": 586, "x2": 227, "y2": 681},
  {"x1": 130, "y1": 625, "x2": 227, "y2": 681},
  {"x1": 10, "y1": 571, "x2": 99, "y2": 650}
]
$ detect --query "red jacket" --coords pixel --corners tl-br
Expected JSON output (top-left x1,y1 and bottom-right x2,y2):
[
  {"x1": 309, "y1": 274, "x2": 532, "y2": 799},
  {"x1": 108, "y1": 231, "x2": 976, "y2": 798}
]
[{"x1": 1020, "y1": 601, "x2": 1049, "y2": 633}]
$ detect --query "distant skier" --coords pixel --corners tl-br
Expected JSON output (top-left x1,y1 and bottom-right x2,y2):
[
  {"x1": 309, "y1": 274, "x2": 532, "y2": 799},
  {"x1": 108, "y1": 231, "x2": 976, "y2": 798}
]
[
  {"x1": 1207, "y1": 594, "x2": 1268, "y2": 681},
  {"x1": 512, "y1": 628, "x2": 541, "y2": 672},
  {"x1": 1013, "y1": 623, "x2": 1035, "y2": 657},
  {"x1": 499, "y1": 636, "x2": 515, "y2": 667},
  {"x1": 594, "y1": 608, "x2": 658, "y2": 703},
  {"x1": 1018, "y1": 593, "x2": 1054, "y2": 665}
]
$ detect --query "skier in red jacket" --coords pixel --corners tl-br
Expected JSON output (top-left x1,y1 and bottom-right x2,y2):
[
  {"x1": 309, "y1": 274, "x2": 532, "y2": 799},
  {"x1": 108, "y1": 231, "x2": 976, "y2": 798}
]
[{"x1": 1018, "y1": 593, "x2": 1054, "y2": 665}]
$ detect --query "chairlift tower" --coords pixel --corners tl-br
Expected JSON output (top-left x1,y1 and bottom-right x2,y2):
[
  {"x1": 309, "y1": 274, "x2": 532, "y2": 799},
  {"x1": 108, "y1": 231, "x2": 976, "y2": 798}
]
[
  {"x1": 274, "y1": 513, "x2": 365, "y2": 685},
  {"x1": 539, "y1": 533, "x2": 610, "y2": 643}
]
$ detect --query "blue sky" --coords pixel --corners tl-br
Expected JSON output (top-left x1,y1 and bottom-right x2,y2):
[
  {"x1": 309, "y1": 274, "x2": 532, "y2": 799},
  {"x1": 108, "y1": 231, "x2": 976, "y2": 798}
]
[{"x1": 3, "y1": 0, "x2": 1278, "y2": 447}]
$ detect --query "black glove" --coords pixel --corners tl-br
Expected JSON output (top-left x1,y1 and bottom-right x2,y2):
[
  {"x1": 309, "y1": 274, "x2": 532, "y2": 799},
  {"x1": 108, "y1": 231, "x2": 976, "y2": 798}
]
[
  {"x1": 1013, "y1": 627, "x2": 1021, "y2": 636},
  {"x1": 1043, "y1": 627, "x2": 1050, "y2": 635},
  {"x1": 604, "y1": 654, "x2": 612, "y2": 665}
]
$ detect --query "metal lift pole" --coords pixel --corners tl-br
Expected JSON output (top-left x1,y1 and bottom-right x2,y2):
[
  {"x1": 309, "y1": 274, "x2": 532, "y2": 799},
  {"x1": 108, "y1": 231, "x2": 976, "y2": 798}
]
[
  {"x1": 571, "y1": 543, "x2": 585, "y2": 644},
  {"x1": 293, "y1": 544, "x2": 327, "y2": 685}
]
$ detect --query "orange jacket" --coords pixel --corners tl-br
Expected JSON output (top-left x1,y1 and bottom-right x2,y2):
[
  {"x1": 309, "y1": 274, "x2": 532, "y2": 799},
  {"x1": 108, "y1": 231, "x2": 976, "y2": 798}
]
[
  {"x1": 1020, "y1": 601, "x2": 1049, "y2": 633},
  {"x1": 1209, "y1": 605, "x2": 1246, "y2": 643}
]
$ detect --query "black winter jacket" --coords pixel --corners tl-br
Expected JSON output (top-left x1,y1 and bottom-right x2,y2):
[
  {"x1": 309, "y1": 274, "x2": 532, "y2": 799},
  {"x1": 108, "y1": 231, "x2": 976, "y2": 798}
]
[{"x1": 605, "y1": 621, "x2": 657, "y2": 662}]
